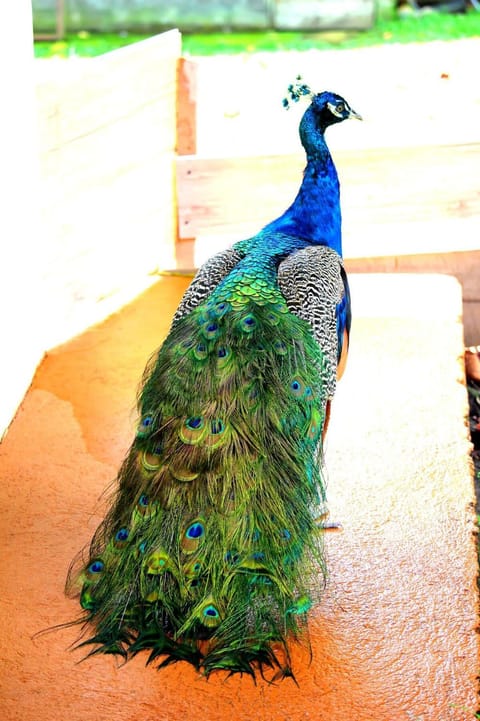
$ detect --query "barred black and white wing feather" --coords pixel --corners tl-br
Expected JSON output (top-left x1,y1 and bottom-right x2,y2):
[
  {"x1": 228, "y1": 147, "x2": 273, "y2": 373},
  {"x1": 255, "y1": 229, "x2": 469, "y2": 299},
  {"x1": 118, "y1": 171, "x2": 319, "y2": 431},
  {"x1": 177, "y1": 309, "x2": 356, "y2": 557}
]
[{"x1": 278, "y1": 245, "x2": 350, "y2": 400}]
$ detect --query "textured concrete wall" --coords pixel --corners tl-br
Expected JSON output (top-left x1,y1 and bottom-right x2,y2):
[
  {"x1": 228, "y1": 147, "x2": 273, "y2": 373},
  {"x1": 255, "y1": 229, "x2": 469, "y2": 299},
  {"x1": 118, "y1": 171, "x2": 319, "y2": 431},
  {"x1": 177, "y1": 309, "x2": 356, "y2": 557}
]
[{"x1": 32, "y1": 0, "x2": 377, "y2": 33}]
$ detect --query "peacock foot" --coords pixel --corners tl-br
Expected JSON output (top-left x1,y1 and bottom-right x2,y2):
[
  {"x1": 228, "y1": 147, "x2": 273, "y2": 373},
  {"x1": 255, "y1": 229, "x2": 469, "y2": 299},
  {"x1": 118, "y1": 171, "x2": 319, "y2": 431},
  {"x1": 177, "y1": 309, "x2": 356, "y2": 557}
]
[{"x1": 315, "y1": 510, "x2": 343, "y2": 533}]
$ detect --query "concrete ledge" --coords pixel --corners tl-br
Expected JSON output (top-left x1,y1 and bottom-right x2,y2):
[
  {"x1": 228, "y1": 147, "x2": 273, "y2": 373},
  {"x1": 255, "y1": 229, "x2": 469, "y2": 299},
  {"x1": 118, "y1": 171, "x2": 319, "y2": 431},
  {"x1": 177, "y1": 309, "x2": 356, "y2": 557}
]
[
  {"x1": 324, "y1": 274, "x2": 478, "y2": 718},
  {"x1": 0, "y1": 273, "x2": 477, "y2": 720},
  {"x1": 345, "y1": 251, "x2": 480, "y2": 346}
]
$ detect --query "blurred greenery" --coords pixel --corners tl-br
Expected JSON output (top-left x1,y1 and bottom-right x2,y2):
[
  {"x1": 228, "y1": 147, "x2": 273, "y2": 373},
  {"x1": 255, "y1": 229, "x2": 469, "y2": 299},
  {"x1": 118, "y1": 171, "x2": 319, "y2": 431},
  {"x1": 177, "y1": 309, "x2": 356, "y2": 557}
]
[{"x1": 34, "y1": 10, "x2": 480, "y2": 58}]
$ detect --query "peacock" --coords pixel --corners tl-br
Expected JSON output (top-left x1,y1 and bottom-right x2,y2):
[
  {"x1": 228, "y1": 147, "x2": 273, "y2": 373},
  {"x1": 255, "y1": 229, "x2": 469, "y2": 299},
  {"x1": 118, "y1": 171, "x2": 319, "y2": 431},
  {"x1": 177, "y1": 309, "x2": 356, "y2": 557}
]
[{"x1": 66, "y1": 82, "x2": 361, "y2": 680}]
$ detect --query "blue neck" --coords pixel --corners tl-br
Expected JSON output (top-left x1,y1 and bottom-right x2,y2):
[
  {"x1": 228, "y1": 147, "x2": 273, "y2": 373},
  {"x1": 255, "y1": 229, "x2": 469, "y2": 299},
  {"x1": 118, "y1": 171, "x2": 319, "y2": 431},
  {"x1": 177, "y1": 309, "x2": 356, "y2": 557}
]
[{"x1": 262, "y1": 137, "x2": 342, "y2": 257}]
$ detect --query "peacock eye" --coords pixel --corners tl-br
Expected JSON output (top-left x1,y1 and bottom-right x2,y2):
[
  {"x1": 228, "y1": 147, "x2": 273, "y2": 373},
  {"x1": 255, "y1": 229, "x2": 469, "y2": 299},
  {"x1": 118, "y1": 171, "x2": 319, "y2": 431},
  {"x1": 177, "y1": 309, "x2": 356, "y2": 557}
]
[{"x1": 336, "y1": 103, "x2": 345, "y2": 113}]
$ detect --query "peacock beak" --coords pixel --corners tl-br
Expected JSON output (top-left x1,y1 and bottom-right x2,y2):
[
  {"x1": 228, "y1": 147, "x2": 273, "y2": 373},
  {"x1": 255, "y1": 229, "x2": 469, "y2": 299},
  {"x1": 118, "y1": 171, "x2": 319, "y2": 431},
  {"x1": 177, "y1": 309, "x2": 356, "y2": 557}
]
[{"x1": 348, "y1": 107, "x2": 363, "y2": 121}]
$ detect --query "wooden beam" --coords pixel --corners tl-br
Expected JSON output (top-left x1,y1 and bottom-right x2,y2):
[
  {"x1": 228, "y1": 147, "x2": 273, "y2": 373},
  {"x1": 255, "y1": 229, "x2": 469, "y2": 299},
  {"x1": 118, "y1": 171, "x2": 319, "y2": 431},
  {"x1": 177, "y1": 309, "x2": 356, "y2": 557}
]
[
  {"x1": 176, "y1": 143, "x2": 480, "y2": 245},
  {"x1": 176, "y1": 58, "x2": 198, "y2": 156},
  {"x1": 175, "y1": 57, "x2": 198, "y2": 268}
]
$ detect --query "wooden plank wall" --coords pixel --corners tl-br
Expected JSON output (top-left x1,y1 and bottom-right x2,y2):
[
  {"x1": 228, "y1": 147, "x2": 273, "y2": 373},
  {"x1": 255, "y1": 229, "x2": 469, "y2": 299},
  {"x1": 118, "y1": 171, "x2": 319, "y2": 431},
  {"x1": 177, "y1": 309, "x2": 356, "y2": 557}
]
[
  {"x1": 1, "y1": 1, "x2": 45, "y2": 438},
  {"x1": 36, "y1": 30, "x2": 181, "y2": 347},
  {"x1": 177, "y1": 145, "x2": 480, "y2": 243},
  {"x1": 176, "y1": 145, "x2": 480, "y2": 344}
]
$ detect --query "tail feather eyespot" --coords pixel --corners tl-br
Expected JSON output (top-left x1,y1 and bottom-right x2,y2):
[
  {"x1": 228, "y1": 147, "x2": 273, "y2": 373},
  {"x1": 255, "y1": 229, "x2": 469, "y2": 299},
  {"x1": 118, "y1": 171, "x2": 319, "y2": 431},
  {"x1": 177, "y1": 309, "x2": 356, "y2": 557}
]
[
  {"x1": 113, "y1": 527, "x2": 130, "y2": 549},
  {"x1": 193, "y1": 343, "x2": 209, "y2": 361},
  {"x1": 179, "y1": 416, "x2": 207, "y2": 445},
  {"x1": 137, "y1": 413, "x2": 156, "y2": 438},
  {"x1": 181, "y1": 518, "x2": 206, "y2": 554}
]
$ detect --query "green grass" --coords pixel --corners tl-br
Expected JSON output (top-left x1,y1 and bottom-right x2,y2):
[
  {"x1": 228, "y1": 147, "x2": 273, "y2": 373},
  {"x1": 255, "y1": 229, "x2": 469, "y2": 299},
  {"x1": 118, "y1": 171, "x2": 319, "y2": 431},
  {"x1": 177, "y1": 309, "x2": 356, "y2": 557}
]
[{"x1": 34, "y1": 9, "x2": 480, "y2": 58}]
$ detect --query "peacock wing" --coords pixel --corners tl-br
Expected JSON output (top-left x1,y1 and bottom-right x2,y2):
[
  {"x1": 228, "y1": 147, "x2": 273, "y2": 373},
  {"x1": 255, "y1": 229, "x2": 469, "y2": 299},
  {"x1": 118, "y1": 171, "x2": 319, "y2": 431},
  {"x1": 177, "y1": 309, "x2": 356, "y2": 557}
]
[{"x1": 278, "y1": 245, "x2": 350, "y2": 394}]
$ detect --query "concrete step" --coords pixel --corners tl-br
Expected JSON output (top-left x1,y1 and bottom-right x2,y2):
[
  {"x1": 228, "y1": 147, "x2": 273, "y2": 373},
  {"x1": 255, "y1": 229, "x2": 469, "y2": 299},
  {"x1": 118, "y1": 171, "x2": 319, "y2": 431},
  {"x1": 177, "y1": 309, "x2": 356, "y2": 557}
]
[{"x1": 0, "y1": 273, "x2": 477, "y2": 721}]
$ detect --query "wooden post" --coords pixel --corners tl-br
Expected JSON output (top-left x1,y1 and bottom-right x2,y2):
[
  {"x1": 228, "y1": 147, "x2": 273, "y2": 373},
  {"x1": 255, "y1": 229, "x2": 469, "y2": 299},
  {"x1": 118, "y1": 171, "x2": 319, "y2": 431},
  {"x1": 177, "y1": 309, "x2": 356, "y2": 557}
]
[
  {"x1": 34, "y1": 0, "x2": 65, "y2": 40},
  {"x1": 175, "y1": 57, "x2": 198, "y2": 270}
]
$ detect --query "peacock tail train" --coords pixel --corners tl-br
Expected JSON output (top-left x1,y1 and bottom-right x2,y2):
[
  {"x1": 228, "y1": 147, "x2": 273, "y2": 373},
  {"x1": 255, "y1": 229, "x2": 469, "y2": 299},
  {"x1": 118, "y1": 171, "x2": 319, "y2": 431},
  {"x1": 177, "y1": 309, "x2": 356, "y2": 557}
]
[{"x1": 66, "y1": 86, "x2": 359, "y2": 680}]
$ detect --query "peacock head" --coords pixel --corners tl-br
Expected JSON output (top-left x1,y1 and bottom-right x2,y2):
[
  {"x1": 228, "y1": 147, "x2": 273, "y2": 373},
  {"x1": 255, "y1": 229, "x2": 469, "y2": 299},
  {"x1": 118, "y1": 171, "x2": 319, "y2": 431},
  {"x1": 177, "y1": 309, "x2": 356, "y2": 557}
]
[
  {"x1": 309, "y1": 91, "x2": 362, "y2": 127},
  {"x1": 284, "y1": 80, "x2": 361, "y2": 153}
]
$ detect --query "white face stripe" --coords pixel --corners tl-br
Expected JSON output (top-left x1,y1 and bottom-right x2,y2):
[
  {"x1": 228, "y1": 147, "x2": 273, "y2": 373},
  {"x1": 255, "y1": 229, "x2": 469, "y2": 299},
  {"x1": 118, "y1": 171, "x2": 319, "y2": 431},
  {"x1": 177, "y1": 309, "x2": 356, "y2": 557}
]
[{"x1": 327, "y1": 100, "x2": 348, "y2": 118}]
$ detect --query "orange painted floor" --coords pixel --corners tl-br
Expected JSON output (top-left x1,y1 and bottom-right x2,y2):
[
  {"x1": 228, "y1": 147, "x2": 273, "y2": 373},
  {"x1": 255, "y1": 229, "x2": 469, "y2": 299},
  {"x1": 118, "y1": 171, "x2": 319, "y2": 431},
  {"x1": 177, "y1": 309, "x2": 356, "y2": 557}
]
[{"x1": 0, "y1": 273, "x2": 478, "y2": 721}]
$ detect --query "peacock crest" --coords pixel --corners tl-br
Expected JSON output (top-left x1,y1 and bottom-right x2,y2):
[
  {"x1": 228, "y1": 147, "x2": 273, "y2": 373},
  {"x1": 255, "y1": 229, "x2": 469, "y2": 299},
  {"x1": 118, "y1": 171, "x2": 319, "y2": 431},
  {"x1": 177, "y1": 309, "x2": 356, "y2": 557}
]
[{"x1": 282, "y1": 75, "x2": 313, "y2": 109}]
